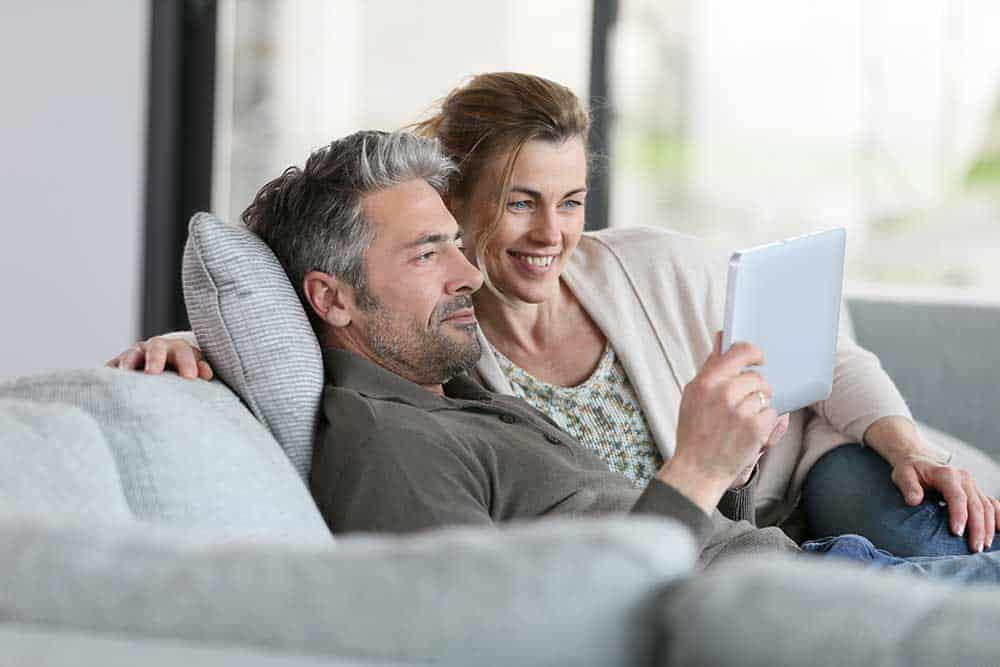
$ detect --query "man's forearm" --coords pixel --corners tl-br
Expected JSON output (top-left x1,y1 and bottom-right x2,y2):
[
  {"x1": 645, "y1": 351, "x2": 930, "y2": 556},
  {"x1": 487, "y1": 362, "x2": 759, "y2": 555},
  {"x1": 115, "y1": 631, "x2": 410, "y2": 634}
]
[
  {"x1": 654, "y1": 458, "x2": 731, "y2": 517},
  {"x1": 631, "y1": 477, "x2": 716, "y2": 548}
]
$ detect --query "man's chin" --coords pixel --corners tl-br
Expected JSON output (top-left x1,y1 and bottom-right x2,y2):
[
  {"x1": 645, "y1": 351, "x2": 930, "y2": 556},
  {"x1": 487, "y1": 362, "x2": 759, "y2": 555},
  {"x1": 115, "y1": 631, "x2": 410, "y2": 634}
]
[{"x1": 446, "y1": 336, "x2": 483, "y2": 376}]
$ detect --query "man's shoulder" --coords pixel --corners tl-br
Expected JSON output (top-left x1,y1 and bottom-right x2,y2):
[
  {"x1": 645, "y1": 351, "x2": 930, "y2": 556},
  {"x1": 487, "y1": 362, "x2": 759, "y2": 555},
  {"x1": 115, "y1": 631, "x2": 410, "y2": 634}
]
[{"x1": 320, "y1": 385, "x2": 475, "y2": 459}]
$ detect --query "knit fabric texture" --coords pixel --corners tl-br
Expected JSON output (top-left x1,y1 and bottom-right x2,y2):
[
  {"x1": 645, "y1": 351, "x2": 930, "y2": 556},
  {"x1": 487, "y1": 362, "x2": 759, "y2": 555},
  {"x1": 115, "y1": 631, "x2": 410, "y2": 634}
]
[{"x1": 492, "y1": 342, "x2": 663, "y2": 486}]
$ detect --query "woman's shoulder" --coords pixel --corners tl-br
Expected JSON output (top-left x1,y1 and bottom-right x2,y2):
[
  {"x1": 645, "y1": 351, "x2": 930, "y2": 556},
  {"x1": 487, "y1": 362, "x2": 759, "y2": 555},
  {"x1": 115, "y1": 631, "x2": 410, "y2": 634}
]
[{"x1": 576, "y1": 226, "x2": 728, "y2": 279}]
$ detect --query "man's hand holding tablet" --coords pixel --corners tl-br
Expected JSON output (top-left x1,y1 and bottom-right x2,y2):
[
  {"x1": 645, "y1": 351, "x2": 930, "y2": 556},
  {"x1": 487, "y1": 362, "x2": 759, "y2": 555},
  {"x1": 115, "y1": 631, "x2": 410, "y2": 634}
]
[{"x1": 660, "y1": 331, "x2": 790, "y2": 513}]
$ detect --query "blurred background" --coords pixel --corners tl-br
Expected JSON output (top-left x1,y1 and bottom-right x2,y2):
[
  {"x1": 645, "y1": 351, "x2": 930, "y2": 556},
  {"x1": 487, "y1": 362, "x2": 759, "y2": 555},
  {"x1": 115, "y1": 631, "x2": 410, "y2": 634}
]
[{"x1": 3, "y1": 0, "x2": 1000, "y2": 379}]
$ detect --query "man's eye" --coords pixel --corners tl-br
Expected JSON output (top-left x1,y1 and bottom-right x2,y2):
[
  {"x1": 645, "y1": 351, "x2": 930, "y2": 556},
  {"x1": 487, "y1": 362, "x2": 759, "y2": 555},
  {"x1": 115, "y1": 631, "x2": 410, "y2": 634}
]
[
  {"x1": 455, "y1": 238, "x2": 465, "y2": 250},
  {"x1": 417, "y1": 251, "x2": 437, "y2": 262},
  {"x1": 561, "y1": 199, "x2": 584, "y2": 209}
]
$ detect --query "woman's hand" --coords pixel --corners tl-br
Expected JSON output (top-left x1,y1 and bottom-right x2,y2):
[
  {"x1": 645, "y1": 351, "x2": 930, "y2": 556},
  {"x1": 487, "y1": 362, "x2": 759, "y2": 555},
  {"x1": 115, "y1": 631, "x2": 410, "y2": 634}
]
[
  {"x1": 105, "y1": 336, "x2": 213, "y2": 381},
  {"x1": 892, "y1": 454, "x2": 1000, "y2": 553},
  {"x1": 657, "y1": 332, "x2": 786, "y2": 513},
  {"x1": 866, "y1": 415, "x2": 1000, "y2": 553}
]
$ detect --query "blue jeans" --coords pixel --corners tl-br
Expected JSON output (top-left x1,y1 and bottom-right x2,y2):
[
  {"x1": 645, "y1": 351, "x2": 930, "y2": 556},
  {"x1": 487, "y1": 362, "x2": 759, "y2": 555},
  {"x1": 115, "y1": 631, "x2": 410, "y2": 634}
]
[
  {"x1": 802, "y1": 443, "x2": 999, "y2": 557},
  {"x1": 802, "y1": 534, "x2": 1000, "y2": 585}
]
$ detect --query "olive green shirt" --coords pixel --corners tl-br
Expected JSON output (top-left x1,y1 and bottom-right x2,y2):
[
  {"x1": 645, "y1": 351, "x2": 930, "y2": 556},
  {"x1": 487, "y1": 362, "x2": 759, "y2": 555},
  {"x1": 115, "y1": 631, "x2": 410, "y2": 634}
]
[{"x1": 311, "y1": 349, "x2": 798, "y2": 563}]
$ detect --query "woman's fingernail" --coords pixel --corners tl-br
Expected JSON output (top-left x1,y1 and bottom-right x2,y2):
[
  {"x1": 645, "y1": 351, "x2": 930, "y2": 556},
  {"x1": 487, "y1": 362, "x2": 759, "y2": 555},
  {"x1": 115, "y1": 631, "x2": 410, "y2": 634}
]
[{"x1": 955, "y1": 523, "x2": 966, "y2": 536}]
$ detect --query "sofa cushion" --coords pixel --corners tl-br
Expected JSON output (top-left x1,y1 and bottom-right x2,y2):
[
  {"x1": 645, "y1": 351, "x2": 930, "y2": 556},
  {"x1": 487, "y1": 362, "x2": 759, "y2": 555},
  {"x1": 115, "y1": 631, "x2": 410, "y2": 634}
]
[
  {"x1": 0, "y1": 399, "x2": 131, "y2": 521},
  {"x1": 660, "y1": 554, "x2": 1000, "y2": 667},
  {"x1": 0, "y1": 514, "x2": 695, "y2": 666},
  {"x1": 0, "y1": 369, "x2": 330, "y2": 544},
  {"x1": 0, "y1": 623, "x2": 377, "y2": 667},
  {"x1": 182, "y1": 211, "x2": 324, "y2": 479}
]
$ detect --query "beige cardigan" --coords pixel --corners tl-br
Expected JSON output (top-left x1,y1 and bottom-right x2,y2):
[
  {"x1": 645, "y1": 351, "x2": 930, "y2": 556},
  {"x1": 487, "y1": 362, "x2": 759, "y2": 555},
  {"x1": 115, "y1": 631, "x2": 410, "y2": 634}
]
[{"x1": 473, "y1": 227, "x2": 951, "y2": 525}]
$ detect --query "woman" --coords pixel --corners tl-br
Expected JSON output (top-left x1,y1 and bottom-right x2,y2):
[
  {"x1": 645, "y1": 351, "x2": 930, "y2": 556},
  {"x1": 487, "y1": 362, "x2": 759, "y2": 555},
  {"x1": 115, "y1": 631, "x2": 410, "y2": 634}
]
[
  {"x1": 412, "y1": 72, "x2": 1000, "y2": 557},
  {"x1": 114, "y1": 72, "x2": 1000, "y2": 557}
]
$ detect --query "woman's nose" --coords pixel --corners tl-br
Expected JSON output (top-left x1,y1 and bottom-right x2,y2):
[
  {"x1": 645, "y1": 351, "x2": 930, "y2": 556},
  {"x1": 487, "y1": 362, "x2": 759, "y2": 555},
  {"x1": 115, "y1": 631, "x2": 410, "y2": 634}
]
[{"x1": 529, "y1": 209, "x2": 561, "y2": 246}]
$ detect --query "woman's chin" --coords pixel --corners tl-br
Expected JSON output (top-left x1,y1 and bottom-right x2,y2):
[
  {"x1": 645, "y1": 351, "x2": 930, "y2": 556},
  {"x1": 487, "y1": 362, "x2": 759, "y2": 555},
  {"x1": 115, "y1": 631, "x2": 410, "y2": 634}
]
[{"x1": 494, "y1": 280, "x2": 558, "y2": 306}]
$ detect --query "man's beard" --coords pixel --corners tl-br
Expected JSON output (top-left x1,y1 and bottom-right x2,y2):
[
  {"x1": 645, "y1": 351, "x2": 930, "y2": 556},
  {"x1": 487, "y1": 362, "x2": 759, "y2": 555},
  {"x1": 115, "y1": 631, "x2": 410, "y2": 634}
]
[{"x1": 358, "y1": 292, "x2": 482, "y2": 386}]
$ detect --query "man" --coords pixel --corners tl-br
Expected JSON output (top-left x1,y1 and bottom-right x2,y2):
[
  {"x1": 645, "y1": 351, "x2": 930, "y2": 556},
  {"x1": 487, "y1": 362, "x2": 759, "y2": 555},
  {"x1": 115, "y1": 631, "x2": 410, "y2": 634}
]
[
  {"x1": 115, "y1": 131, "x2": 1000, "y2": 577},
  {"x1": 231, "y1": 130, "x2": 794, "y2": 564}
]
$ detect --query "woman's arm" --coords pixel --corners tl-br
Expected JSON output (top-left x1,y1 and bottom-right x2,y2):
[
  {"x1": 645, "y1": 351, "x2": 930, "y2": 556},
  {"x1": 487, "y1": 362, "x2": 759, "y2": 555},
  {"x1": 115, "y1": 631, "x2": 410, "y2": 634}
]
[{"x1": 812, "y1": 334, "x2": 999, "y2": 552}]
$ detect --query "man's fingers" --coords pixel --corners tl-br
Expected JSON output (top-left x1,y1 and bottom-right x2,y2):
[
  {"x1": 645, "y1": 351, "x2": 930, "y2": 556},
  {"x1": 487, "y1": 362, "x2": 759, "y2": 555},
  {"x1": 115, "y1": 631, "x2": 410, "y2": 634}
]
[
  {"x1": 765, "y1": 414, "x2": 790, "y2": 448},
  {"x1": 751, "y1": 407, "x2": 780, "y2": 442},
  {"x1": 721, "y1": 341, "x2": 766, "y2": 374},
  {"x1": 891, "y1": 465, "x2": 924, "y2": 506},
  {"x1": 197, "y1": 360, "x2": 214, "y2": 381},
  {"x1": 706, "y1": 341, "x2": 766, "y2": 381},
  {"x1": 725, "y1": 372, "x2": 772, "y2": 407}
]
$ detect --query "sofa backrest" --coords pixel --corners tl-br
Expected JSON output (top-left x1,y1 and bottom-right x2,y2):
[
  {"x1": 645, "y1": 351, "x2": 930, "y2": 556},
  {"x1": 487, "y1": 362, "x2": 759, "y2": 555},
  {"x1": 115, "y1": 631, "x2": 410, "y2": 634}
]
[
  {"x1": 847, "y1": 296, "x2": 1000, "y2": 460},
  {"x1": 0, "y1": 369, "x2": 331, "y2": 545}
]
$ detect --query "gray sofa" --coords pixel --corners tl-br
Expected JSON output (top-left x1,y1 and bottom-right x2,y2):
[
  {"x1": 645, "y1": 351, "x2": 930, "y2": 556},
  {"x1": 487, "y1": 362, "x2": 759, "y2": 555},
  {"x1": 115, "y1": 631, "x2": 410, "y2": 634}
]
[{"x1": 1, "y1": 296, "x2": 999, "y2": 666}]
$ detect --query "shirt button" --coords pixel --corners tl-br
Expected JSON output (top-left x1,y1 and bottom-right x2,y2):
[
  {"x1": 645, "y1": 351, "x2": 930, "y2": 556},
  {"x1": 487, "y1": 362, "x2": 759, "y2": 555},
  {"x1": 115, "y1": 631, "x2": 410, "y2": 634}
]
[
  {"x1": 499, "y1": 413, "x2": 517, "y2": 424},
  {"x1": 544, "y1": 433, "x2": 562, "y2": 445}
]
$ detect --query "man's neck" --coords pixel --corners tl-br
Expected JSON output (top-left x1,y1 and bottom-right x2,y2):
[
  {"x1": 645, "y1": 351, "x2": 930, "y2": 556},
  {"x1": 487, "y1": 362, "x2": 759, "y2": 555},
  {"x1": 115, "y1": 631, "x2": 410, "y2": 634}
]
[{"x1": 323, "y1": 335, "x2": 447, "y2": 396}]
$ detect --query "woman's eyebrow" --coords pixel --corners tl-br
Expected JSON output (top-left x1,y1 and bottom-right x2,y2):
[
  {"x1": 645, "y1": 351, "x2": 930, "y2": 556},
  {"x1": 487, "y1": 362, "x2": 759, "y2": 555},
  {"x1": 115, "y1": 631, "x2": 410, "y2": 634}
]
[{"x1": 508, "y1": 186, "x2": 587, "y2": 198}]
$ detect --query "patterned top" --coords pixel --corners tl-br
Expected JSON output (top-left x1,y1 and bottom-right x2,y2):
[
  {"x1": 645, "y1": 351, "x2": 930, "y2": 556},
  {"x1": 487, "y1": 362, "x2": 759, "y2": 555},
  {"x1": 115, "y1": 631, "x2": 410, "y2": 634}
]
[{"x1": 491, "y1": 342, "x2": 663, "y2": 487}]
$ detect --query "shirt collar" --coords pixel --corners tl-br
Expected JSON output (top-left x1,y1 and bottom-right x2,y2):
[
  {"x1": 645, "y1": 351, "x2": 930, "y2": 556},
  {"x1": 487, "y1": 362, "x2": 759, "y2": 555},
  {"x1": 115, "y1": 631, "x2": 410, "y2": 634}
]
[{"x1": 322, "y1": 347, "x2": 490, "y2": 409}]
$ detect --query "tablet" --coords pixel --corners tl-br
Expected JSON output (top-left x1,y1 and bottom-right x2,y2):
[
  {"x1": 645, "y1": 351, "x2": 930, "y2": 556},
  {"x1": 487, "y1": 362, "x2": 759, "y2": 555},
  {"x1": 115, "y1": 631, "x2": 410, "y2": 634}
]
[{"x1": 721, "y1": 227, "x2": 846, "y2": 415}]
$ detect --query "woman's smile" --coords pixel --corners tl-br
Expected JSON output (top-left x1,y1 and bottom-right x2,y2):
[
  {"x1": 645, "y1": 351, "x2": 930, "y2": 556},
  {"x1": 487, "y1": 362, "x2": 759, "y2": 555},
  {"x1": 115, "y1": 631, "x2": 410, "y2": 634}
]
[{"x1": 507, "y1": 250, "x2": 559, "y2": 276}]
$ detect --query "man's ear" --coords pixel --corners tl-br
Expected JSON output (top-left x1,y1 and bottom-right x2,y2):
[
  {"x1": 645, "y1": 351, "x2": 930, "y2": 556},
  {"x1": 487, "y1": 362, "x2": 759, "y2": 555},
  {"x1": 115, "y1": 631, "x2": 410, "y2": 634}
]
[{"x1": 303, "y1": 271, "x2": 353, "y2": 328}]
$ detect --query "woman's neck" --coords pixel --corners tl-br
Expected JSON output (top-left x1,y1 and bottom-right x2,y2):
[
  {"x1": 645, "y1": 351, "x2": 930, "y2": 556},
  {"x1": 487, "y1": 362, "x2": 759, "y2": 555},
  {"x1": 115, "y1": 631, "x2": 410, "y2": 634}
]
[{"x1": 473, "y1": 281, "x2": 571, "y2": 355}]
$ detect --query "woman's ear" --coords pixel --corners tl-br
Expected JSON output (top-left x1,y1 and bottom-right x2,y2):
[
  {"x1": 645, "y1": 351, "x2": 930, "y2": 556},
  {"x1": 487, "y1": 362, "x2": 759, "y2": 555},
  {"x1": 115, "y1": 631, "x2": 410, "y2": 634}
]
[{"x1": 303, "y1": 271, "x2": 353, "y2": 328}]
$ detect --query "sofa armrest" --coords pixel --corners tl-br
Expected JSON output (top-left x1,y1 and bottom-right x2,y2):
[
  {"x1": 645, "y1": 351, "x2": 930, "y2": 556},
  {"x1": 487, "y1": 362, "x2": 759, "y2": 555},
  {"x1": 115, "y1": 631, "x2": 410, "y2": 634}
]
[{"x1": 0, "y1": 513, "x2": 695, "y2": 666}]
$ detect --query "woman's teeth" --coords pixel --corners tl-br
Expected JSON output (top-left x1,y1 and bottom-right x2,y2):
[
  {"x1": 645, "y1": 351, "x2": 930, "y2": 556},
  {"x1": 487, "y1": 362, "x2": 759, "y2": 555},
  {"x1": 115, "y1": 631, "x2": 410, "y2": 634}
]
[{"x1": 512, "y1": 252, "x2": 554, "y2": 267}]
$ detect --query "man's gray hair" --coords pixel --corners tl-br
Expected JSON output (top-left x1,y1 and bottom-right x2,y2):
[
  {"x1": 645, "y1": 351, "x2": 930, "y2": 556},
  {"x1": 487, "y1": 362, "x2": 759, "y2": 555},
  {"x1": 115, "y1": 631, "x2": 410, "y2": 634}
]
[{"x1": 242, "y1": 130, "x2": 457, "y2": 322}]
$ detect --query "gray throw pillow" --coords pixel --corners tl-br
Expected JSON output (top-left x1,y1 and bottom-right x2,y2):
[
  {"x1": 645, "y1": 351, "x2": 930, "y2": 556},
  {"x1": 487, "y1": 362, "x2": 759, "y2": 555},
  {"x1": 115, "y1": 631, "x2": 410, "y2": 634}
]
[{"x1": 182, "y1": 211, "x2": 323, "y2": 479}]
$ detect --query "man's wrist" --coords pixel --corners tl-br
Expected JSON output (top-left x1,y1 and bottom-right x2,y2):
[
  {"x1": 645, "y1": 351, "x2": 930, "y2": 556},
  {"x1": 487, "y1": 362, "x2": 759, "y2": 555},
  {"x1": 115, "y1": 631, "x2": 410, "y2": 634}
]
[{"x1": 655, "y1": 456, "x2": 730, "y2": 516}]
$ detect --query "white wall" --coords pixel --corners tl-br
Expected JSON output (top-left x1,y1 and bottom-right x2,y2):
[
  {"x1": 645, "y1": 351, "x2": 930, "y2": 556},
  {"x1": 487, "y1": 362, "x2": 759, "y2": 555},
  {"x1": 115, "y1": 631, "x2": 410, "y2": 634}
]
[{"x1": 0, "y1": 2, "x2": 148, "y2": 379}]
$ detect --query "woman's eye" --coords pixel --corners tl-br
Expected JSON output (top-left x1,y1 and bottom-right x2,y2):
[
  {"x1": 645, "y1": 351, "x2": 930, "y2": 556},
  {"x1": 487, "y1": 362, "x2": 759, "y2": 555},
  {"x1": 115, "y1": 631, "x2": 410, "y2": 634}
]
[
  {"x1": 507, "y1": 200, "x2": 533, "y2": 211},
  {"x1": 417, "y1": 251, "x2": 437, "y2": 262},
  {"x1": 454, "y1": 237, "x2": 465, "y2": 250}
]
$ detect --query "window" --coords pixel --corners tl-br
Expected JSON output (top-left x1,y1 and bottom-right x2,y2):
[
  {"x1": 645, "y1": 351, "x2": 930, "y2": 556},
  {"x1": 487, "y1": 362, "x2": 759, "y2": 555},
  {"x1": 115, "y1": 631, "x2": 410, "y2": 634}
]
[
  {"x1": 212, "y1": 0, "x2": 591, "y2": 225},
  {"x1": 611, "y1": 0, "x2": 1000, "y2": 299}
]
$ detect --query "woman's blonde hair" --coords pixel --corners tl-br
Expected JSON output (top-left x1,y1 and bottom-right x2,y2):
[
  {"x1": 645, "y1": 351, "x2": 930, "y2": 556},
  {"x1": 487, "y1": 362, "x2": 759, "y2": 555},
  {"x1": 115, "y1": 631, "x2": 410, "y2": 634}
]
[{"x1": 410, "y1": 72, "x2": 590, "y2": 298}]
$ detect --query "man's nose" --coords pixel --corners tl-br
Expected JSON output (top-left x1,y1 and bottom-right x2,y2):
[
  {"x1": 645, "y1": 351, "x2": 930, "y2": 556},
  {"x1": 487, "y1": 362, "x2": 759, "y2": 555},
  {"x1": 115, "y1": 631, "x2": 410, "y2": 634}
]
[{"x1": 445, "y1": 245, "x2": 484, "y2": 294}]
